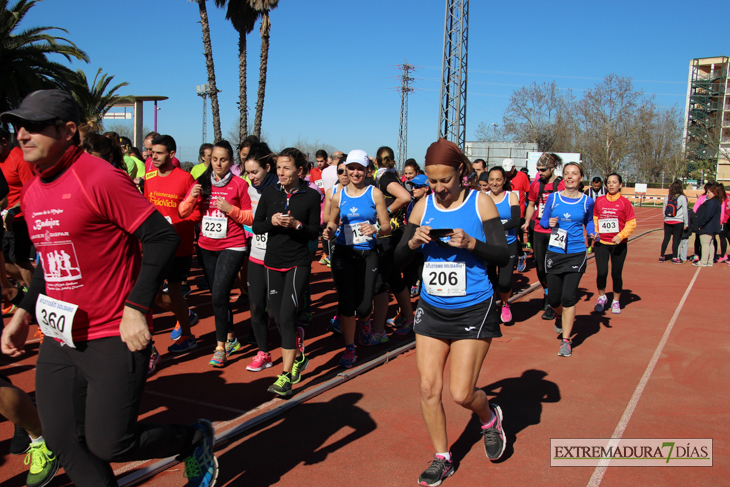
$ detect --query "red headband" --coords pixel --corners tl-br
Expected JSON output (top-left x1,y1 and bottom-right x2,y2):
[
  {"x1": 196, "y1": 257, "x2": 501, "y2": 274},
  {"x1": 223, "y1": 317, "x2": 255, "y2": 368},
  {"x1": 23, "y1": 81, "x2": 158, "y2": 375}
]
[{"x1": 425, "y1": 138, "x2": 464, "y2": 168}]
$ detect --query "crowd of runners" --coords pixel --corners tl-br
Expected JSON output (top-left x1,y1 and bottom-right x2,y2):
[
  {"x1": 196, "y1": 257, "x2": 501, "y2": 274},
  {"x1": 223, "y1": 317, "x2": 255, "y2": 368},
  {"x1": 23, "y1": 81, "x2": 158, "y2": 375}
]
[{"x1": 0, "y1": 89, "x2": 665, "y2": 487}]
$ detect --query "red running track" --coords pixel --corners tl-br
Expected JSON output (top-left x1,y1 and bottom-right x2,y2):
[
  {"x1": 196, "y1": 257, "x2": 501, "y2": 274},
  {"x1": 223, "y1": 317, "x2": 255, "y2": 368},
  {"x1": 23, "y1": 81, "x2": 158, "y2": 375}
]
[{"x1": 3, "y1": 207, "x2": 726, "y2": 486}]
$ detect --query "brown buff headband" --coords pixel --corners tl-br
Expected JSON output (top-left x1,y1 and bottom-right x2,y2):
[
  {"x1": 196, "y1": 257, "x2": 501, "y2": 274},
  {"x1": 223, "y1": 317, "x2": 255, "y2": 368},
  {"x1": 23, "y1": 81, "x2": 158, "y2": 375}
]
[{"x1": 425, "y1": 138, "x2": 465, "y2": 168}]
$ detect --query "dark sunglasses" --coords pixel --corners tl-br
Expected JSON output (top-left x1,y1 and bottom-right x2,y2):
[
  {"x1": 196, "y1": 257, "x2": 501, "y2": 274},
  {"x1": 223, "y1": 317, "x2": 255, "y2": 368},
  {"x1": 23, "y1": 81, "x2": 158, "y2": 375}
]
[
  {"x1": 337, "y1": 169, "x2": 346, "y2": 175},
  {"x1": 13, "y1": 119, "x2": 56, "y2": 134},
  {"x1": 536, "y1": 166, "x2": 553, "y2": 172}
]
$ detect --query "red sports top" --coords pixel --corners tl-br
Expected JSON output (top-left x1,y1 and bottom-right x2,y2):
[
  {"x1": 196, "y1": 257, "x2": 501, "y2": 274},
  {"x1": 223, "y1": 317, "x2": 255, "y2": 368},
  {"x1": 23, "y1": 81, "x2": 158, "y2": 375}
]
[
  {"x1": 528, "y1": 178, "x2": 566, "y2": 233},
  {"x1": 593, "y1": 193, "x2": 636, "y2": 244},
  {"x1": 509, "y1": 170, "x2": 531, "y2": 218},
  {"x1": 180, "y1": 177, "x2": 253, "y2": 252},
  {"x1": 21, "y1": 151, "x2": 155, "y2": 342},
  {"x1": 1, "y1": 147, "x2": 35, "y2": 219},
  {"x1": 144, "y1": 167, "x2": 198, "y2": 256}
]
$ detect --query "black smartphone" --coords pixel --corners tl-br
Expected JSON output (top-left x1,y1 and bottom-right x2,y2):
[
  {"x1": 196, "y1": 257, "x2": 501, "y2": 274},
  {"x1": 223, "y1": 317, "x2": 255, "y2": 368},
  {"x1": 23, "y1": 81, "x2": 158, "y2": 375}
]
[{"x1": 429, "y1": 228, "x2": 453, "y2": 239}]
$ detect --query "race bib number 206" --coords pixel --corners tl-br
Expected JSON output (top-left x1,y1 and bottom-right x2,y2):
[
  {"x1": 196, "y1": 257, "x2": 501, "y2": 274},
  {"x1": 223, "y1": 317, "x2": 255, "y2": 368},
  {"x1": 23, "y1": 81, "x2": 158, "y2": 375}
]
[{"x1": 423, "y1": 262, "x2": 466, "y2": 296}]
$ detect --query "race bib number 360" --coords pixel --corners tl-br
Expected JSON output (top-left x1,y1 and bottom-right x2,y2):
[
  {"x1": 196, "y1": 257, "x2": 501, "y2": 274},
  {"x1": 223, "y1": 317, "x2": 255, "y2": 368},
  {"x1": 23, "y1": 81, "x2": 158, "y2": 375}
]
[
  {"x1": 36, "y1": 294, "x2": 78, "y2": 348},
  {"x1": 202, "y1": 215, "x2": 227, "y2": 239},
  {"x1": 598, "y1": 218, "x2": 619, "y2": 234},
  {"x1": 423, "y1": 262, "x2": 466, "y2": 297}
]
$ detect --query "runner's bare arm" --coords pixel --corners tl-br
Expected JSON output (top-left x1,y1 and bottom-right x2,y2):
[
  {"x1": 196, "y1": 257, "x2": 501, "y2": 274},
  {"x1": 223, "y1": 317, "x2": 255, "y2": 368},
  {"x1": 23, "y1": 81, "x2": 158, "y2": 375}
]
[
  {"x1": 323, "y1": 192, "x2": 341, "y2": 240},
  {"x1": 522, "y1": 201, "x2": 536, "y2": 231},
  {"x1": 1, "y1": 308, "x2": 31, "y2": 357}
]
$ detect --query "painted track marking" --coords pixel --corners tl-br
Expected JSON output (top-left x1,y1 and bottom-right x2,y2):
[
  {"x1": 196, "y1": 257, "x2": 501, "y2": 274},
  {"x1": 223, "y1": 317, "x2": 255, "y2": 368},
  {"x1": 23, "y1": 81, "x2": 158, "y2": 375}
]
[{"x1": 586, "y1": 266, "x2": 700, "y2": 486}]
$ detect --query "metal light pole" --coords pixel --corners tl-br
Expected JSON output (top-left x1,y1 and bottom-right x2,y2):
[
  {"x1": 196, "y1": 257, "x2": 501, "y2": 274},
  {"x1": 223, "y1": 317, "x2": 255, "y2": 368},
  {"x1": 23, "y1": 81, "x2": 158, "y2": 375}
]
[
  {"x1": 196, "y1": 84, "x2": 212, "y2": 145},
  {"x1": 437, "y1": 0, "x2": 469, "y2": 149}
]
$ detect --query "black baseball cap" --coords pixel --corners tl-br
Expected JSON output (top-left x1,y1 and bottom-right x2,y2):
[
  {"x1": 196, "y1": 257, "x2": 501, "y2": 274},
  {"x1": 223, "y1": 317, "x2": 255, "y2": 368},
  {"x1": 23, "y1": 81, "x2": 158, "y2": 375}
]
[{"x1": 0, "y1": 89, "x2": 80, "y2": 125}]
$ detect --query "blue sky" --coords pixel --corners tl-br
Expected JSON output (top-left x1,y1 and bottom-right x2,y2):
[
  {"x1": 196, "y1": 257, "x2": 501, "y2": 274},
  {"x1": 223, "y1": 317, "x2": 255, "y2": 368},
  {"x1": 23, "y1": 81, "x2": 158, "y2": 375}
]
[{"x1": 21, "y1": 0, "x2": 727, "y2": 163}]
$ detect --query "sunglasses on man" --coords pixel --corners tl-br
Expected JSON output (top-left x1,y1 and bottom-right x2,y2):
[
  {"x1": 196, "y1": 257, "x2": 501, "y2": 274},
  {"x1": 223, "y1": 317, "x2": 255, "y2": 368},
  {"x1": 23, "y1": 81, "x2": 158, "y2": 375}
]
[{"x1": 12, "y1": 119, "x2": 56, "y2": 134}]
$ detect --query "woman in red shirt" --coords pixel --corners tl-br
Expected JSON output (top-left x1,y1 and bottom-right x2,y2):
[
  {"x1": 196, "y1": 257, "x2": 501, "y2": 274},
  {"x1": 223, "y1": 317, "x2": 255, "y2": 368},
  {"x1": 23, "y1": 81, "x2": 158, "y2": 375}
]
[
  {"x1": 592, "y1": 173, "x2": 636, "y2": 314},
  {"x1": 179, "y1": 140, "x2": 253, "y2": 367}
]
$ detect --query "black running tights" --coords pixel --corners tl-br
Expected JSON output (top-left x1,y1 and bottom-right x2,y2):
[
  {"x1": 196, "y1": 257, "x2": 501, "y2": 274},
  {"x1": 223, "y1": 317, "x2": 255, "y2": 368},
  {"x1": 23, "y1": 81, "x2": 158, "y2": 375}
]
[
  {"x1": 487, "y1": 240, "x2": 519, "y2": 294},
  {"x1": 267, "y1": 266, "x2": 310, "y2": 350},
  {"x1": 660, "y1": 223, "x2": 683, "y2": 259},
  {"x1": 331, "y1": 245, "x2": 379, "y2": 317},
  {"x1": 594, "y1": 242, "x2": 627, "y2": 295},
  {"x1": 546, "y1": 271, "x2": 583, "y2": 309},
  {"x1": 36, "y1": 337, "x2": 198, "y2": 487},
  {"x1": 533, "y1": 231, "x2": 551, "y2": 287},
  {"x1": 201, "y1": 248, "x2": 245, "y2": 343}
]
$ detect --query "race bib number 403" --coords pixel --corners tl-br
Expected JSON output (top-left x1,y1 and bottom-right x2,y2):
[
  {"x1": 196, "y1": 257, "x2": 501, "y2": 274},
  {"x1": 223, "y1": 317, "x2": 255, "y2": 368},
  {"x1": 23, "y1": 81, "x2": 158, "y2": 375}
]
[
  {"x1": 423, "y1": 262, "x2": 466, "y2": 296},
  {"x1": 36, "y1": 294, "x2": 78, "y2": 348},
  {"x1": 598, "y1": 218, "x2": 619, "y2": 234}
]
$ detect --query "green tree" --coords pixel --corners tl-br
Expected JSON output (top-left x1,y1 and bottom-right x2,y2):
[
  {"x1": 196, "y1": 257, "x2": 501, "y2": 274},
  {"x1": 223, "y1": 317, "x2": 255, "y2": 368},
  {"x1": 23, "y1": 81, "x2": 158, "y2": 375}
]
[
  {"x1": 67, "y1": 68, "x2": 134, "y2": 132},
  {"x1": 251, "y1": 0, "x2": 279, "y2": 139},
  {"x1": 190, "y1": 0, "x2": 222, "y2": 142},
  {"x1": 214, "y1": 0, "x2": 260, "y2": 142},
  {"x1": 0, "y1": 0, "x2": 89, "y2": 115}
]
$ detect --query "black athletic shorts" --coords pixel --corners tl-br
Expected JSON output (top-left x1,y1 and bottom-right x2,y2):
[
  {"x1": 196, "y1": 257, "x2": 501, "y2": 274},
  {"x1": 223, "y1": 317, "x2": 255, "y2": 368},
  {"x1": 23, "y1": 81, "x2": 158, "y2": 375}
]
[
  {"x1": 166, "y1": 255, "x2": 193, "y2": 283},
  {"x1": 3, "y1": 219, "x2": 33, "y2": 263},
  {"x1": 545, "y1": 250, "x2": 588, "y2": 275},
  {"x1": 414, "y1": 295, "x2": 502, "y2": 340}
]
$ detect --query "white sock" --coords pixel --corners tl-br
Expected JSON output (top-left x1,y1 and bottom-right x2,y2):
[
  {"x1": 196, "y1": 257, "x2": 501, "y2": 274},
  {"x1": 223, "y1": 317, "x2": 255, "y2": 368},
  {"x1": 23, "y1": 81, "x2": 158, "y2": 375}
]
[
  {"x1": 30, "y1": 435, "x2": 44, "y2": 445},
  {"x1": 613, "y1": 300, "x2": 620, "y2": 304},
  {"x1": 436, "y1": 452, "x2": 452, "y2": 462}
]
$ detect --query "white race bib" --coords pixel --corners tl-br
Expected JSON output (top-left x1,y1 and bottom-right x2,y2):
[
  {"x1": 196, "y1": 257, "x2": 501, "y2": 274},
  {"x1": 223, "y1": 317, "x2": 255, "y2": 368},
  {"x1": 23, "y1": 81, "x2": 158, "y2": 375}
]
[
  {"x1": 315, "y1": 179, "x2": 324, "y2": 189},
  {"x1": 164, "y1": 216, "x2": 173, "y2": 224},
  {"x1": 253, "y1": 233, "x2": 267, "y2": 250},
  {"x1": 344, "y1": 223, "x2": 371, "y2": 246},
  {"x1": 202, "y1": 215, "x2": 227, "y2": 239},
  {"x1": 598, "y1": 218, "x2": 619, "y2": 234},
  {"x1": 423, "y1": 262, "x2": 466, "y2": 296},
  {"x1": 537, "y1": 202, "x2": 544, "y2": 218},
  {"x1": 36, "y1": 294, "x2": 78, "y2": 348},
  {"x1": 549, "y1": 228, "x2": 567, "y2": 250}
]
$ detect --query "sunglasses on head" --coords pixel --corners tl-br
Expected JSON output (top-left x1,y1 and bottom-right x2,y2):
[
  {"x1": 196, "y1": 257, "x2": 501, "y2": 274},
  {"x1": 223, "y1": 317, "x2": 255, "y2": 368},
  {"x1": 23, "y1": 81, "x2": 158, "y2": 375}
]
[{"x1": 13, "y1": 119, "x2": 56, "y2": 134}]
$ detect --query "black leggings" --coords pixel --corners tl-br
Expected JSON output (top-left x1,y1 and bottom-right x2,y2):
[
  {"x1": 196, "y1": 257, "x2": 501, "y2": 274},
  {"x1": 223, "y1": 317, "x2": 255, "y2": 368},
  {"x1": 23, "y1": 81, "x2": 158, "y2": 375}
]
[
  {"x1": 36, "y1": 337, "x2": 198, "y2": 487},
  {"x1": 331, "y1": 245, "x2": 379, "y2": 317},
  {"x1": 403, "y1": 253, "x2": 424, "y2": 290},
  {"x1": 487, "y1": 240, "x2": 519, "y2": 294},
  {"x1": 375, "y1": 232, "x2": 406, "y2": 295},
  {"x1": 267, "y1": 266, "x2": 310, "y2": 350},
  {"x1": 594, "y1": 242, "x2": 627, "y2": 295},
  {"x1": 719, "y1": 224, "x2": 728, "y2": 256},
  {"x1": 247, "y1": 260, "x2": 269, "y2": 353},
  {"x1": 546, "y1": 272, "x2": 583, "y2": 308},
  {"x1": 533, "y1": 231, "x2": 551, "y2": 287},
  {"x1": 661, "y1": 223, "x2": 683, "y2": 259},
  {"x1": 200, "y1": 248, "x2": 245, "y2": 343}
]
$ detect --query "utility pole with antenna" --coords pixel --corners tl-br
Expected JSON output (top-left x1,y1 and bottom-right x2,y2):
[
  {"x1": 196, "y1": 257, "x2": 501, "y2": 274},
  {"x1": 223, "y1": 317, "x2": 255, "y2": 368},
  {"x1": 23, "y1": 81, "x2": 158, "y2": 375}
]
[
  {"x1": 397, "y1": 63, "x2": 415, "y2": 172},
  {"x1": 437, "y1": 0, "x2": 469, "y2": 150}
]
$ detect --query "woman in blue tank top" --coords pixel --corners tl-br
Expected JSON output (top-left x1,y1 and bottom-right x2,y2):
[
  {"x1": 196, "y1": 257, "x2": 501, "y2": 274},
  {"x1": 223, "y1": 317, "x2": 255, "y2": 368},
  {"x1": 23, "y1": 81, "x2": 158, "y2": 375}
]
[
  {"x1": 539, "y1": 162, "x2": 598, "y2": 358},
  {"x1": 323, "y1": 150, "x2": 390, "y2": 369},
  {"x1": 483, "y1": 167, "x2": 521, "y2": 324},
  {"x1": 394, "y1": 139, "x2": 510, "y2": 485}
]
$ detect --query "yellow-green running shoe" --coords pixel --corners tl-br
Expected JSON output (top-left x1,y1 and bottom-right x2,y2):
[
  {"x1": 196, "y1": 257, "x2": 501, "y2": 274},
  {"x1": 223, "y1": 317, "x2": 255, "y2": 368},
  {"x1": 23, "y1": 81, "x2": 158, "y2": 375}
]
[{"x1": 25, "y1": 440, "x2": 59, "y2": 487}]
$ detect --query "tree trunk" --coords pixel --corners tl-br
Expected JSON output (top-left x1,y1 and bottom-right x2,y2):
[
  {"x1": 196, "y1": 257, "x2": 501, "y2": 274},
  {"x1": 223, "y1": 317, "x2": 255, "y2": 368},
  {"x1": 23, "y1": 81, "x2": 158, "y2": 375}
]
[
  {"x1": 238, "y1": 30, "x2": 248, "y2": 142},
  {"x1": 197, "y1": 0, "x2": 222, "y2": 142},
  {"x1": 254, "y1": 11, "x2": 271, "y2": 139}
]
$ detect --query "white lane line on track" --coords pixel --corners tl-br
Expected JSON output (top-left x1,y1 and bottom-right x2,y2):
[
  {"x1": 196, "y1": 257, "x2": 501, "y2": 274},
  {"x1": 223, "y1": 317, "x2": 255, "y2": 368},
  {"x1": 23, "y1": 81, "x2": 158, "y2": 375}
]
[{"x1": 586, "y1": 266, "x2": 700, "y2": 487}]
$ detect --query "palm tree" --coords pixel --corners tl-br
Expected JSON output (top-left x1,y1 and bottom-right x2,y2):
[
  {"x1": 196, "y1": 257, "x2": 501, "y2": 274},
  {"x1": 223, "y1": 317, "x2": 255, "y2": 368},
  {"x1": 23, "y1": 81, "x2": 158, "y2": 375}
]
[
  {"x1": 251, "y1": 0, "x2": 279, "y2": 139},
  {"x1": 67, "y1": 68, "x2": 134, "y2": 133},
  {"x1": 214, "y1": 0, "x2": 259, "y2": 142},
  {"x1": 190, "y1": 0, "x2": 222, "y2": 142},
  {"x1": 0, "y1": 0, "x2": 89, "y2": 116}
]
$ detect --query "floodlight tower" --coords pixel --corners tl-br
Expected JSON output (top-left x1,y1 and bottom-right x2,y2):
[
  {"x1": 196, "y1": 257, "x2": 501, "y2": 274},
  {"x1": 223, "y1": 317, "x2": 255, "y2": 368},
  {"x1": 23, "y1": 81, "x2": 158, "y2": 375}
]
[
  {"x1": 196, "y1": 84, "x2": 212, "y2": 144},
  {"x1": 397, "y1": 63, "x2": 415, "y2": 171},
  {"x1": 437, "y1": 0, "x2": 469, "y2": 149}
]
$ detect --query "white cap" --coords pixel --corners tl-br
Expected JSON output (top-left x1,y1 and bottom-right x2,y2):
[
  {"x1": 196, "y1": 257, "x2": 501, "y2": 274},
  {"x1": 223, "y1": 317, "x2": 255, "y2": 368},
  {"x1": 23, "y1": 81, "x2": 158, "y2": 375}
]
[
  {"x1": 345, "y1": 149, "x2": 369, "y2": 167},
  {"x1": 502, "y1": 158, "x2": 515, "y2": 171}
]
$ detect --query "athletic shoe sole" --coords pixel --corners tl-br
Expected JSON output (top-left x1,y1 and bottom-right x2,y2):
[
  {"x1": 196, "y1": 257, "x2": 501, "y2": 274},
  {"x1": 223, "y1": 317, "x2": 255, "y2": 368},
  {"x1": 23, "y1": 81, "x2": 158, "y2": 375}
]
[
  {"x1": 418, "y1": 467, "x2": 454, "y2": 487},
  {"x1": 246, "y1": 361, "x2": 273, "y2": 372}
]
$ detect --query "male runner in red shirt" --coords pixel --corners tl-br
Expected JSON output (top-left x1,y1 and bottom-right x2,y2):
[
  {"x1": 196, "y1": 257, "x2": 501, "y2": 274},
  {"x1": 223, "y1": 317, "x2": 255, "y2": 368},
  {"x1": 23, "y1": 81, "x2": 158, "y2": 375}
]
[
  {"x1": 1, "y1": 89, "x2": 217, "y2": 487},
  {"x1": 145, "y1": 135, "x2": 200, "y2": 355}
]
